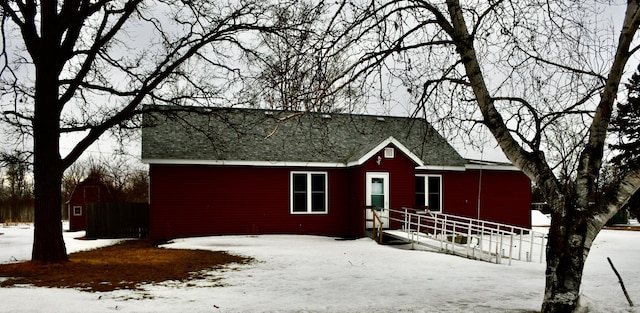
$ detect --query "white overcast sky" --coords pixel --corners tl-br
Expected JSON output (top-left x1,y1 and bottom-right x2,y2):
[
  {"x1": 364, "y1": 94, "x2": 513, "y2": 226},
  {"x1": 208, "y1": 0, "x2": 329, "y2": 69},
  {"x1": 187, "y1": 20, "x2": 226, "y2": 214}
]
[{"x1": 13, "y1": 1, "x2": 640, "y2": 169}]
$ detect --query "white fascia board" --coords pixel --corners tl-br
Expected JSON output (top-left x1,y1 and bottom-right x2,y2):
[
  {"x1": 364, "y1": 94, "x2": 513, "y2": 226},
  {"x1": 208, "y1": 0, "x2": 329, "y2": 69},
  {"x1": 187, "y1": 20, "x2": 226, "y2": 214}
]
[
  {"x1": 142, "y1": 158, "x2": 347, "y2": 168},
  {"x1": 464, "y1": 163, "x2": 521, "y2": 171},
  {"x1": 416, "y1": 165, "x2": 466, "y2": 171},
  {"x1": 417, "y1": 164, "x2": 520, "y2": 172},
  {"x1": 346, "y1": 136, "x2": 425, "y2": 167}
]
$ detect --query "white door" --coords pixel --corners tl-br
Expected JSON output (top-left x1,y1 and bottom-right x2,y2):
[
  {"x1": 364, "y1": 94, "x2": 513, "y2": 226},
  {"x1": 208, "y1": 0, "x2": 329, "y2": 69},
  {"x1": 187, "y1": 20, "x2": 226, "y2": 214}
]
[{"x1": 365, "y1": 172, "x2": 389, "y2": 228}]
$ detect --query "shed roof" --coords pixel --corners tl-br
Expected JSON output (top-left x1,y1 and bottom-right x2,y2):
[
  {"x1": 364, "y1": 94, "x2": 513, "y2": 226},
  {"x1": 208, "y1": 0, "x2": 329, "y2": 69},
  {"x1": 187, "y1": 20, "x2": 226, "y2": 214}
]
[{"x1": 141, "y1": 107, "x2": 466, "y2": 167}]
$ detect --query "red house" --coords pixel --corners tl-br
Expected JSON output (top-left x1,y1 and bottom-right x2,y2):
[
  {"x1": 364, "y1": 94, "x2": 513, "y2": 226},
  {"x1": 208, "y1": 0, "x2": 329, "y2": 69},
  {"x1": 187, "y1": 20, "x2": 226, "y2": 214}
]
[
  {"x1": 67, "y1": 174, "x2": 113, "y2": 231},
  {"x1": 142, "y1": 107, "x2": 531, "y2": 240}
]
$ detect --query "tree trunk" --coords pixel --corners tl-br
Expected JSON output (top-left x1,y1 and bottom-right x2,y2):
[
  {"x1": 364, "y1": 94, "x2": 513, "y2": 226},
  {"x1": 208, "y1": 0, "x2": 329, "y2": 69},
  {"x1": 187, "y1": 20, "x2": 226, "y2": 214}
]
[
  {"x1": 31, "y1": 106, "x2": 68, "y2": 261},
  {"x1": 31, "y1": 107, "x2": 68, "y2": 262},
  {"x1": 541, "y1": 208, "x2": 595, "y2": 312},
  {"x1": 31, "y1": 41, "x2": 68, "y2": 262},
  {"x1": 31, "y1": 156, "x2": 67, "y2": 262}
]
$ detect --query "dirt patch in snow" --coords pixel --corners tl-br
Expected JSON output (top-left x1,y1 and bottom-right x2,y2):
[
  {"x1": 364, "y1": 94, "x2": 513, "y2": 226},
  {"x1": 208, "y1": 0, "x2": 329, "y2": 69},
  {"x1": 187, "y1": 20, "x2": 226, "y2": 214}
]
[{"x1": 0, "y1": 239, "x2": 250, "y2": 292}]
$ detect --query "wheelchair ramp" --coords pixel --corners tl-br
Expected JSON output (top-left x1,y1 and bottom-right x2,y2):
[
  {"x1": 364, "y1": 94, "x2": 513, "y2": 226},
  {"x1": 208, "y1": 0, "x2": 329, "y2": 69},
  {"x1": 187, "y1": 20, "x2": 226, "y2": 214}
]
[{"x1": 371, "y1": 208, "x2": 547, "y2": 265}]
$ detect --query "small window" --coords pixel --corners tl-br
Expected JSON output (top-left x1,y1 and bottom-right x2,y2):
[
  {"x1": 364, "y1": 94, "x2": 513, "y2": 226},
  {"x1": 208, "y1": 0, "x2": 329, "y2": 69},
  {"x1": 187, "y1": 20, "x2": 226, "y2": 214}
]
[
  {"x1": 415, "y1": 175, "x2": 442, "y2": 211},
  {"x1": 384, "y1": 147, "x2": 395, "y2": 158},
  {"x1": 73, "y1": 205, "x2": 82, "y2": 216},
  {"x1": 291, "y1": 172, "x2": 328, "y2": 214}
]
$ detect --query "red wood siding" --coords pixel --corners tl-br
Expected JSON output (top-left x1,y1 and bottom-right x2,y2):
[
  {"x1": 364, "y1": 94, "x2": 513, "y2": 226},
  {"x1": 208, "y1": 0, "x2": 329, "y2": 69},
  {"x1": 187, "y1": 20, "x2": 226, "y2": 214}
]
[
  {"x1": 149, "y1": 144, "x2": 532, "y2": 238},
  {"x1": 149, "y1": 165, "x2": 358, "y2": 239},
  {"x1": 476, "y1": 169, "x2": 531, "y2": 228},
  {"x1": 354, "y1": 144, "x2": 418, "y2": 230},
  {"x1": 425, "y1": 169, "x2": 531, "y2": 228}
]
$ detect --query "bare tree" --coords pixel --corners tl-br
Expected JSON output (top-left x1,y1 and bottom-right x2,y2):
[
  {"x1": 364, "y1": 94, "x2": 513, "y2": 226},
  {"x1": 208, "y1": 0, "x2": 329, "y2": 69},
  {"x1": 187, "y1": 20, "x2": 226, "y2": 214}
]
[
  {"x1": 86, "y1": 155, "x2": 148, "y2": 203},
  {"x1": 323, "y1": 0, "x2": 640, "y2": 312},
  {"x1": 243, "y1": 0, "x2": 363, "y2": 113},
  {"x1": 0, "y1": 0, "x2": 289, "y2": 262},
  {"x1": 122, "y1": 169, "x2": 149, "y2": 203},
  {"x1": 62, "y1": 155, "x2": 149, "y2": 205}
]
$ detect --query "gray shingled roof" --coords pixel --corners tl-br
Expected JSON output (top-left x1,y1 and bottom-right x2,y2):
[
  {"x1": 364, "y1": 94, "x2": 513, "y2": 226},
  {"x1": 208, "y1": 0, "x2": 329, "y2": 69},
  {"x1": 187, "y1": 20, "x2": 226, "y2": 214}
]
[{"x1": 141, "y1": 107, "x2": 465, "y2": 167}]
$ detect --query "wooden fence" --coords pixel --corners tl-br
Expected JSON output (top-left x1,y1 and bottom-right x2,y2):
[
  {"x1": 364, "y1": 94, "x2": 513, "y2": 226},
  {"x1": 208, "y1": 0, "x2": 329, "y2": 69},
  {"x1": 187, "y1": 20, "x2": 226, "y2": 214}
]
[{"x1": 85, "y1": 202, "x2": 149, "y2": 239}]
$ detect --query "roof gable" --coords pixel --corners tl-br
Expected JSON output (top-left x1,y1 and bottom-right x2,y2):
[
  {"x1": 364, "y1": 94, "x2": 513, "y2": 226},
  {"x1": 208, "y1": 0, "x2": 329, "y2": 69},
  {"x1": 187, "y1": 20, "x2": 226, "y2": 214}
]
[
  {"x1": 142, "y1": 107, "x2": 465, "y2": 167},
  {"x1": 347, "y1": 136, "x2": 425, "y2": 167}
]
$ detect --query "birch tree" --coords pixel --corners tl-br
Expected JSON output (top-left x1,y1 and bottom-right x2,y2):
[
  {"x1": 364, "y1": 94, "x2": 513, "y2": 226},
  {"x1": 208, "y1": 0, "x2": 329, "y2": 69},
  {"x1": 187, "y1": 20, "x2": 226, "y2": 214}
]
[
  {"x1": 326, "y1": 0, "x2": 640, "y2": 312},
  {"x1": 0, "y1": 0, "x2": 287, "y2": 262}
]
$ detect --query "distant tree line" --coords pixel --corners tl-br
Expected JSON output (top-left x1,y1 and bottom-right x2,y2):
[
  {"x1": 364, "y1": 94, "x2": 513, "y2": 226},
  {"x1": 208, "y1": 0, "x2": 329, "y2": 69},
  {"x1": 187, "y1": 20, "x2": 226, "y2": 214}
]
[
  {"x1": 60, "y1": 156, "x2": 149, "y2": 220},
  {"x1": 0, "y1": 151, "x2": 33, "y2": 222},
  {"x1": 1, "y1": 153, "x2": 148, "y2": 222}
]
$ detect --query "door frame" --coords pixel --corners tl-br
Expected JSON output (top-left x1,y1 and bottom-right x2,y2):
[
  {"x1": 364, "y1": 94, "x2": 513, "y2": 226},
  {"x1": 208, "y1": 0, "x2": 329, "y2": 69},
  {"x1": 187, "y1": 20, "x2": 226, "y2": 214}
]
[{"x1": 365, "y1": 172, "x2": 390, "y2": 228}]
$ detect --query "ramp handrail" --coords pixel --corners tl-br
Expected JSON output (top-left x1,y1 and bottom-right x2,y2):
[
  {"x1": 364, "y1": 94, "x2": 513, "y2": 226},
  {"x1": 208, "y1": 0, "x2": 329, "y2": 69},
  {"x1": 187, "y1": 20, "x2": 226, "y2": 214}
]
[
  {"x1": 383, "y1": 207, "x2": 547, "y2": 264},
  {"x1": 370, "y1": 207, "x2": 384, "y2": 243}
]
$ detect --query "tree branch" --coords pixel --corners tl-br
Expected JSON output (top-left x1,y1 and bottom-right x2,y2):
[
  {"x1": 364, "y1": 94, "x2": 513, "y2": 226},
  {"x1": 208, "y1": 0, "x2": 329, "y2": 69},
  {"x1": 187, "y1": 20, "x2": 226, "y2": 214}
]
[
  {"x1": 576, "y1": 1, "x2": 640, "y2": 209},
  {"x1": 58, "y1": 0, "x2": 142, "y2": 106},
  {"x1": 60, "y1": 3, "x2": 277, "y2": 169}
]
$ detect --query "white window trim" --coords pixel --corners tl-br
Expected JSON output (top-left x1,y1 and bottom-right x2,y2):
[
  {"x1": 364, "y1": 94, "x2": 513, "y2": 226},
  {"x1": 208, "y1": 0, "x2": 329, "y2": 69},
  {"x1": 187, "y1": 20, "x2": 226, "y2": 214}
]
[
  {"x1": 73, "y1": 205, "x2": 83, "y2": 216},
  {"x1": 290, "y1": 171, "x2": 328, "y2": 214},
  {"x1": 416, "y1": 174, "x2": 442, "y2": 212},
  {"x1": 384, "y1": 147, "x2": 395, "y2": 158}
]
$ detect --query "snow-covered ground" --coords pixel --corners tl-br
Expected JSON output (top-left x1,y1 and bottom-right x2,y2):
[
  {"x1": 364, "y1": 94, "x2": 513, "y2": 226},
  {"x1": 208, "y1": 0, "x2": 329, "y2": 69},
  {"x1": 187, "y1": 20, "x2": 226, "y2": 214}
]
[{"x1": 0, "y1": 221, "x2": 638, "y2": 313}]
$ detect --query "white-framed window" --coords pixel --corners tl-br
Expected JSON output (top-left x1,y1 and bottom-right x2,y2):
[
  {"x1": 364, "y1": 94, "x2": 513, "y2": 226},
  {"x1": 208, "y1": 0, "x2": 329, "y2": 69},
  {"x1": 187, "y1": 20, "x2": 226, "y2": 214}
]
[
  {"x1": 73, "y1": 205, "x2": 83, "y2": 216},
  {"x1": 290, "y1": 171, "x2": 328, "y2": 214},
  {"x1": 415, "y1": 175, "x2": 442, "y2": 211},
  {"x1": 384, "y1": 147, "x2": 395, "y2": 158}
]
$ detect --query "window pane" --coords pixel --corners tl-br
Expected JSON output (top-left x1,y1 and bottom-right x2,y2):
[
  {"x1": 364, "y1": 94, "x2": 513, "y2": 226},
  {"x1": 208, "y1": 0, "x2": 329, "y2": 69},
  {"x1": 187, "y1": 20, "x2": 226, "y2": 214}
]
[
  {"x1": 371, "y1": 194, "x2": 384, "y2": 209},
  {"x1": 293, "y1": 193, "x2": 307, "y2": 212},
  {"x1": 293, "y1": 174, "x2": 306, "y2": 191},
  {"x1": 428, "y1": 194, "x2": 441, "y2": 211},
  {"x1": 428, "y1": 176, "x2": 441, "y2": 211},
  {"x1": 311, "y1": 193, "x2": 326, "y2": 212},
  {"x1": 415, "y1": 177, "x2": 425, "y2": 207},
  {"x1": 371, "y1": 178, "x2": 383, "y2": 195},
  {"x1": 415, "y1": 176, "x2": 425, "y2": 191},
  {"x1": 428, "y1": 177, "x2": 440, "y2": 193},
  {"x1": 311, "y1": 174, "x2": 325, "y2": 192}
]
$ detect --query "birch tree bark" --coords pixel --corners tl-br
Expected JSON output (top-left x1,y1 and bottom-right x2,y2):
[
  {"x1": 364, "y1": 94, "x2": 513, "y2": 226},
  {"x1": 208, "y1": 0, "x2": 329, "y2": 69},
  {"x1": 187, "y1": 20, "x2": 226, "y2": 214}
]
[
  {"x1": 444, "y1": 1, "x2": 640, "y2": 311},
  {"x1": 327, "y1": 0, "x2": 640, "y2": 311}
]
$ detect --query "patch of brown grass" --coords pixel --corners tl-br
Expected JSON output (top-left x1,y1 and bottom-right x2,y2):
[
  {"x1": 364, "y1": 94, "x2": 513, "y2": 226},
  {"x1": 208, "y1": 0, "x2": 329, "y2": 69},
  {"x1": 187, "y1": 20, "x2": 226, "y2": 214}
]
[{"x1": 0, "y1": 240, "x2": 251, "y2": 292}]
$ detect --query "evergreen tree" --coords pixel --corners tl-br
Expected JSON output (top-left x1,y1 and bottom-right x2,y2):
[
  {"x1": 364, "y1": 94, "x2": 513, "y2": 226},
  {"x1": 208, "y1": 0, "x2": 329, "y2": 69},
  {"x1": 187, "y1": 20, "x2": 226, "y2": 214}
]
[
  {"x1": 609, "y1": 67, "x2": 640, "y2": 219},
  {"x1": 610, "y1": 68, "x2": 640, "y2": 175}
]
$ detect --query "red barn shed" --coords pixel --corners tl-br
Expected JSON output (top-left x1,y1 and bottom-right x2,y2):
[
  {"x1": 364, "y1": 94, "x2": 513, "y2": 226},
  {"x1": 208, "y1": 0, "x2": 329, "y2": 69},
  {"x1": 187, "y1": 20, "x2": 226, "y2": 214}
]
[
  {"x1": 67, "y1": 175, "x2": 113, "y2": 231},
  {"x1": 142, "y1": 107, "x2": 531, "y2": 240}
]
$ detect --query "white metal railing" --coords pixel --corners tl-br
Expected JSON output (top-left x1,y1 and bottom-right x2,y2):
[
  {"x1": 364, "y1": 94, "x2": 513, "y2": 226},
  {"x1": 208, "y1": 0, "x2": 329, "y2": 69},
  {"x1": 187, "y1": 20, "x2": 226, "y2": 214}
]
[{"x1": 383, "y1": 207, "x2": 547, "y2": 265}]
